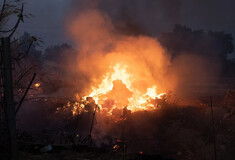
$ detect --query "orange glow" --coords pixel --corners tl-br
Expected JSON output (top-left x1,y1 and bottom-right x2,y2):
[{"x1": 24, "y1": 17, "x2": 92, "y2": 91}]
[
  {"x1": 66, "y1": 10, "x2": 174, "y2": 117},
  {"x1": 34, "y1": 83, "x2": 40, "y2": 88},
  {"x1": 113, "y1": 144, "x2": 120, "y2": 151},
  {"x1": 83, "y1": 63, "x2": 166, "y2": 114}
]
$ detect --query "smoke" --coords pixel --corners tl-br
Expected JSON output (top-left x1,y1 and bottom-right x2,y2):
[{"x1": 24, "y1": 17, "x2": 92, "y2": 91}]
[
  {"x1": 13, "y1": 2, "x2": 232, "y2": 159},
  {"x1": 168, "y1": 53, "x2": 222, "y2": 99},
  {"x1": 69, "y1": 0, "x2": 181, "y2": 35},
  {"x1": 66, "y1": 9, "x2": 224, "y2": 101},
  {"x1": 66, "y1": 9, "x2": 176, "y2": 97},
  {"x1": 62, "y1": 8, "x2": 176, "y2": 150},
  {"x1": 12, "y1": 1, "x2": 234, "y2": 159},
  {"x1": 65, "y1": 1, "x2": 226, "y2": 100},
  {"x1": 18, "y1": 1, "x2": 226, "y2": 133}
]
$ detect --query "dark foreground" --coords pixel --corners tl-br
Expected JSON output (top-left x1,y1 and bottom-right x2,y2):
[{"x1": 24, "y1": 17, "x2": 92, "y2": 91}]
[
  {"x1": 18, "y1": 150, "x2": 174, "y2": 160},
  {"x1": 1, "y1": 93, "x2": 235, "y2": 160}
]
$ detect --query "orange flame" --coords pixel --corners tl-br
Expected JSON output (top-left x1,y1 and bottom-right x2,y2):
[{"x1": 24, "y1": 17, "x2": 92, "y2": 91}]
[
  {"x1": 84, "y1": 63, "x2": 166, "y2": 114},
  {"x1": 34, "y1": 83, "x2": 40, "y2": 88},
  {"x1": 67, "y1": 10, "x2": 173, "y2": 117}
]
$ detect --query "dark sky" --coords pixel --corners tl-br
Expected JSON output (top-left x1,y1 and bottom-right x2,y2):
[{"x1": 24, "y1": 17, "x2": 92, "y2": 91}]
[
  {"x1": 17, "y1": 0, "x2": 71, "y2": 48},
  {"x1": 17, "y1": 0, "x2": 235, "y2": 52}
]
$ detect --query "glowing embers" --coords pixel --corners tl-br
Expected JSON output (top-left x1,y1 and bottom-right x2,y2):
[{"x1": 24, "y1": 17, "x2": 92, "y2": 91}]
[
  {"x1": 84, "y1": 63, "x2": 165, "y2": 114},
  {"x1": 34, "y1": 83, "x2": 40, "y2": 88}
]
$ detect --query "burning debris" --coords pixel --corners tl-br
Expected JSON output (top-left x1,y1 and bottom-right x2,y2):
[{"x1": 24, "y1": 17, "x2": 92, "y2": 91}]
[
  {"x1": 85, "y1": 64, "x2": 166, "y2": 113},
  {"x1": 63, "y1": 10, "x2": 175, "y2": 121},
  {"x1": 69, "y1": 63, "x2": 167, "y2": 119},
  {"x1": 1, "y1": 2, "x2": 234, "y2": 160}
]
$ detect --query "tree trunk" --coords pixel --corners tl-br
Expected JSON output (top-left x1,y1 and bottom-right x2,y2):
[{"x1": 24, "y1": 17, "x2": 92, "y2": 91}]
[{"x1": 2, "y1": 37, "x2": 18, "y2": 160}]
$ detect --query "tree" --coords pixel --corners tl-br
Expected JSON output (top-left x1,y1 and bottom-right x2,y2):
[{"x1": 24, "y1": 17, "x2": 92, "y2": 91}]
[
  {"x1": 159, "y1": 24, "x2": 233, "y2": 61},
  {"x1": 0, "y1": 1, "x2": 37, "y2": 160}
]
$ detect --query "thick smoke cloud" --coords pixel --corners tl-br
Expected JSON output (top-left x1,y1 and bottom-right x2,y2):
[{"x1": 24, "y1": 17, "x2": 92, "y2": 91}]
[
  {"x1": 65, "y1": 1, "x2": 226, "y2": 100},
  {"x1": 61, "y1": 5, "x2": 225, "y2": 147},
  {"x1": 69, "y1": 0, "x2": 235, "y2": 37},
  {"x1": 70, "y1": 0, "x2": 181, "y2": 35},
  {"x1": 66, "y1": 9, "x2": 175, "y2": 97}
]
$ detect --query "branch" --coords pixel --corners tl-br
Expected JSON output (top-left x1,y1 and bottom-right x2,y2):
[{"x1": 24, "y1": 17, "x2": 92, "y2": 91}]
[
  {"x1": 17, "y1": 38, "x2": 33, "y2": 60},
  {"x1": 15, "y1": 73, "x2": 37, "y2": 115},
  {"x1": 8, "y1": 4, "x2": 24, "y2": 38},
  {"x1": 0, "y1": 27, "x2": 16, "y2": 33},
  {"x1": 14, "y1": 65, "x2": 35, "y2": 86},
  {"x1": 11, "y1": 36, "x2": 37, "y2": 63},
  {"x1": 0, "y1": 0, "x2": 6, "y2": 22},
  {"x1": 0, "y1": 4, "x2": 24, "y2": 35}
]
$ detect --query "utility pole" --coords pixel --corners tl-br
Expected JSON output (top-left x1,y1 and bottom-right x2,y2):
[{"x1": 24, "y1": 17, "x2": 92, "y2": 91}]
[{"x1": 2, "y1": 37, "x2": 18, "y2": 160}]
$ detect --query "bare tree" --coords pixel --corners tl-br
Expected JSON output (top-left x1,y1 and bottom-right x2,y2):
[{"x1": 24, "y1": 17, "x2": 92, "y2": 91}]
[{"x1": 0, "y1": 1, "x2": 37, "y2": 159}]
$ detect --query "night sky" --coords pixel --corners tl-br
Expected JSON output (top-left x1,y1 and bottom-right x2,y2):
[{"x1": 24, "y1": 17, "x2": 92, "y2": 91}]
[{"x1": 17, "y1": 0, "x2": 235, "y2": 52}]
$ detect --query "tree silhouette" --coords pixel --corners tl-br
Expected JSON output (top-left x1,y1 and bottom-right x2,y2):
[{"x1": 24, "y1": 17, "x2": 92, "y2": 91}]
[
  {"x1": 159, "y1": 24, "x2": 233, "y2": 60},
  {"x1": 0, "y1": 1, "x2": 37, "y2": 160}
]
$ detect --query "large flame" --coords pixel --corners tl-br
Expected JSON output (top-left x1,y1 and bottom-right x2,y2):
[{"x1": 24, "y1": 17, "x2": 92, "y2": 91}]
[
  {"x1": 84, "y1": 63, "x2": 165, "y2": 114},
  {"x1": 66, "y1": 10, "x2": 173, "y2": 117}
]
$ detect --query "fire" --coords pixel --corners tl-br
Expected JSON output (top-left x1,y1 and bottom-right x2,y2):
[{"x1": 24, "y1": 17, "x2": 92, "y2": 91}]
[
  {"x1": 34, "y1": 83, "x2": 40, "y2": 88},
  {"x1": 84, "y1": 63, "x2": 166, "y2": 114},
  {"x1": 67, "y1": 10, "x2": 174, "y2": 116}
]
